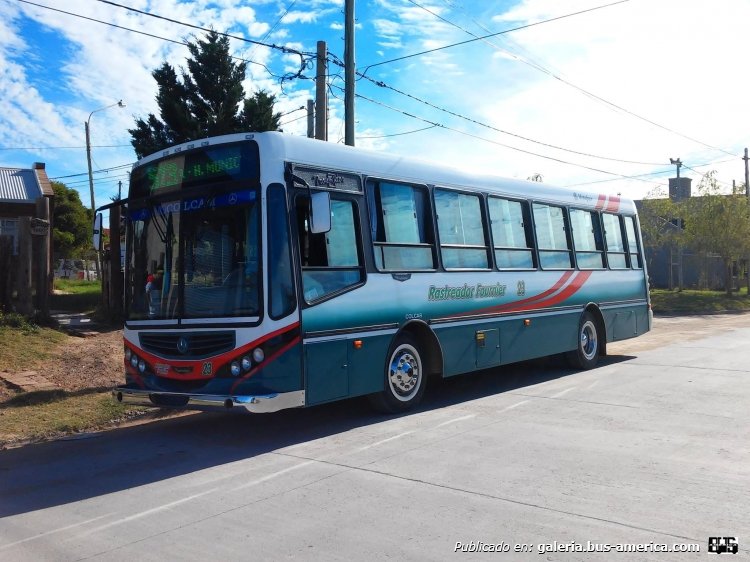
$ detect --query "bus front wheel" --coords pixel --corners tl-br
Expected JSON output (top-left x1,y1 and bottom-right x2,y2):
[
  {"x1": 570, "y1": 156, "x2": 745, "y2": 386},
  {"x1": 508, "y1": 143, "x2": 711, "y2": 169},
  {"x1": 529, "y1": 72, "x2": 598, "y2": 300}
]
[
  {"x1": 370, "y1": 334, "x2": 426, "y2": 413},
  {"x1": 567, "y1": 311, "x2": 600, "y2": 370}
]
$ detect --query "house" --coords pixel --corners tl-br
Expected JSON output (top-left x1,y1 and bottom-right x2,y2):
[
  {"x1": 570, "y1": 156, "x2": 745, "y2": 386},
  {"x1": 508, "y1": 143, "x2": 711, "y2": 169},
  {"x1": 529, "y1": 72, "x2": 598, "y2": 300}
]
[
  {"x1": 0, "y1": 162, "x2": 54, "y2": 254},
  {"x1": 0, "y1": 162, "x2": 54, "y2": 313}
]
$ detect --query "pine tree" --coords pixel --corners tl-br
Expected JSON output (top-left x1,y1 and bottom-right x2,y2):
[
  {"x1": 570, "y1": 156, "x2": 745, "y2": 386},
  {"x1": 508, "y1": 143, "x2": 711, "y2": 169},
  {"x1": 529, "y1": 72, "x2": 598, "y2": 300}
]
[{"x1": 129, "y1": 30, "x2": 281, "y2": 159}]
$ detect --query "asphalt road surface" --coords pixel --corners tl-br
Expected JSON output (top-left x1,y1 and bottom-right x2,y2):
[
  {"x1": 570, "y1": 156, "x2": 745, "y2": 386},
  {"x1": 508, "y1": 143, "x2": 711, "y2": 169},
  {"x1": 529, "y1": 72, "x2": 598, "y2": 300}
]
[{"x1": 1, "y1": 313, "x2": 748, "y2": 561}]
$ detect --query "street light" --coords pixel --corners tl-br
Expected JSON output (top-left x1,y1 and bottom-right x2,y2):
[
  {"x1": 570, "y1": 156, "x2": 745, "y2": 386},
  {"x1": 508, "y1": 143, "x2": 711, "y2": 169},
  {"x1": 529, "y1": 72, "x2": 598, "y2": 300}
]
[{"x1": 85, "y1": 100, "x2": 125, "y2": 279}]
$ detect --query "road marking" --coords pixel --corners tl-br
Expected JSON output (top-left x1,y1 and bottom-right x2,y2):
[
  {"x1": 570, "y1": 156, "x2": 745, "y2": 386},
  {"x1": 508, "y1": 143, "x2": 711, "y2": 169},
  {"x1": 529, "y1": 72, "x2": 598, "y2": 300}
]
[
  {"x1": 357, "y1": 431, "x2": 415, "y2": 452},
  {"x1": 433, "y1": 414, "x2": 476, "y2": 429},
  {"x1": 0, "y1": 514, "x2": 112, "y2": 550},
  {"x1": 73, "y1": 489, "x2": 218, "y2": 538},
  {"x1": 498, "y1": 400, "x2": 528, "y2": 413},
  {"x1": 236, "y1": 460, "x2": 316, "y2": 490},
  {"x1": 551, "y1": 387, "x2": 576, "y2": 398}
]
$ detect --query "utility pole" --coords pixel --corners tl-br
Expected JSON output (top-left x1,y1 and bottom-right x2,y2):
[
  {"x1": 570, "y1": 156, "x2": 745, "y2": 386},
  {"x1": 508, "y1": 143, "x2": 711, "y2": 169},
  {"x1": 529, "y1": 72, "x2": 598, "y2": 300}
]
[
  {"x1": 744, "y1": 148, "x2": 750, "y2": 294},
  {"x1": 344, "y1": 0, "x2": 355, "y2": 146},
  {"x1": 307, "y1": 99, "x2": 314, "y2": 138},
  {"x1": 670, "y1": 157, "x2": 683, "y2": 291},
  {"x1": 315, "y1": 41, "x2": 328, "y2": 141}
]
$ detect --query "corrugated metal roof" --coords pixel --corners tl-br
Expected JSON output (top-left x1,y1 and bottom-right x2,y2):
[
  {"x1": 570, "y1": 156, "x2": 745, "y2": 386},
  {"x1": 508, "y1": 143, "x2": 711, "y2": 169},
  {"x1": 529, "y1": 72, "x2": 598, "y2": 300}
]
[{"x1": 0, "y1": 167, "x2": 42, "y2": 202}]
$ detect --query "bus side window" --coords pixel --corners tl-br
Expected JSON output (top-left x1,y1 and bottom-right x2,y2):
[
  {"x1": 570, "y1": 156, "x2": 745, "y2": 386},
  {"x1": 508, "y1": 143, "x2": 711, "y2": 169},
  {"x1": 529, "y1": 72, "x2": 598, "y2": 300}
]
[
  {"x1": 624, "y1": 215, "x2": 643, "y2": 269},
  {"x1": 488, "y1": 197, "x2": 535, "y2": 269},
  {"x1": 434, "y1": 189, "x2": 489, "y2": 269},
  {"x1": 603, "y1": 213, "x2": 628, "y2": 269},
  {"x1": 532, "y1": 203, "x2": 573, "y2": 269},
  {"x1": 367, "y1": 180, "x2": 436, "y2": 271},
  {"x1": 296, "y1": 196, "x2": 364, "y2": 303},
  {"x1": 570, "y1": 209, "x2": 605, "y2": 269}
]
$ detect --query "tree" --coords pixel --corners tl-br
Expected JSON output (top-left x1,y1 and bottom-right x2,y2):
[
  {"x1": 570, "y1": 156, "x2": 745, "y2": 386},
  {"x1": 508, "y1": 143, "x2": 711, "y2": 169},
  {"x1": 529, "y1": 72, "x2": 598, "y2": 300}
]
[
  {"x1": 639, "y1": 187, "x2": 684, "y2": 250},
  {"x1": 638, "y1": 187, "x2": 686, "y2": 289},
  {"x1": 682, "y1": 171, "x2": 750, "y2": 294},
  {"x1": 51, "y1": 181, "x2": 93, "y2": 259},
  {"x1": 129, "y1": 30, "x2": 281, "y2": 159}
]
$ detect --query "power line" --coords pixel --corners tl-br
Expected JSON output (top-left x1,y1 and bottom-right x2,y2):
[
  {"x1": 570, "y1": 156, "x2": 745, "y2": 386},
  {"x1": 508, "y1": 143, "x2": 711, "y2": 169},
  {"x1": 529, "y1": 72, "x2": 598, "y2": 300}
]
[
  {"x1": 0, "y1": 144, "x2": 131, "y2": 150},
  {"x1": 15, "y1": 0, "x2": 308, "y2": 83},
  {"x1": 395, "y1": 0, "x2": 738, "y2": 158},
  {"x1": 247, "y1": 0, "x2": 298, "y2": 61},
  {"x1": 564, "y1": 157, "x2": 740, "y2": 187},
  {"x1": 360, "y1": 0, "x2": 632, "y2": 73},
  {"x1": 95, "y1": 0, "x2": 312, "y2": 82},
  {"x1": 50, "y1": 163, "x2": 133, "y2": 180},
  {"x1": 330, "y1": 54, "x2": 664, "y2": 166},
  {"x1": 337, "y1": 84, "x2": 661, "y2": 184},
  {"x1": 358, "y1": 125, "x2": 438, "y2": 140}
]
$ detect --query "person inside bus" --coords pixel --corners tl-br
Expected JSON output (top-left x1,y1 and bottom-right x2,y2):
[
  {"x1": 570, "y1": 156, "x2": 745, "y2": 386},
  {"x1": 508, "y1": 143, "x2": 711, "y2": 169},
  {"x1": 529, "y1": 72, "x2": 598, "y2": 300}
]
[{"x1": 146, "y1": 270, "x2": 163, "y2": 318}]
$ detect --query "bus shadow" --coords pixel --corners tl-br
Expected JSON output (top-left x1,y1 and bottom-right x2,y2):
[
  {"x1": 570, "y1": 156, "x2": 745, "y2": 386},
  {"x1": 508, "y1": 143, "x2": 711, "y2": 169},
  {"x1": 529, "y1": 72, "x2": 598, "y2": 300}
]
[
  {"x1": 420, "y1": 353, "x2": 636, "y2": 411},
  {"x1": 0, "y1": 354, "x2": 638, "y2": 518}
]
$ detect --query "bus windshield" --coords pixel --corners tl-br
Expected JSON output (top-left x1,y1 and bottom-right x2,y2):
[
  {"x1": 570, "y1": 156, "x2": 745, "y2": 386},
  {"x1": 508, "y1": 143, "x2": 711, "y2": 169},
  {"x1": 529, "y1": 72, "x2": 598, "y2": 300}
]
[
  {"x1": 126, "y1": 190, "x2": 260, "y2": 321},
  {"x1": 126, "y1": 141, "x2": 261, "y2": 321}
]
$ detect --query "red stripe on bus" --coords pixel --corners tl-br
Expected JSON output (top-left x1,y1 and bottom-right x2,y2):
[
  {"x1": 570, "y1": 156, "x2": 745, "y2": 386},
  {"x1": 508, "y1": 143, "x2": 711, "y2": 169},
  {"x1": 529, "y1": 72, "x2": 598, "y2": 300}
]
[
  {"x1": 595, "y1": 194, "x2": 607, "y2": 209},
  {"x1": 505, "y1": 270, "x2": 592, "y2": 312},
  {"x1": 606, "y1": 196, "x2": 620, "y2": 212},
  {"x1": 495, "y1": 270, "x2": 575, "y2": 310},
  {"x1": 452, "y1": 271, "x2": 575, "y2": 319},
  {"x1": 230, "y1": 334, "x2": 302, "y2": 393}
]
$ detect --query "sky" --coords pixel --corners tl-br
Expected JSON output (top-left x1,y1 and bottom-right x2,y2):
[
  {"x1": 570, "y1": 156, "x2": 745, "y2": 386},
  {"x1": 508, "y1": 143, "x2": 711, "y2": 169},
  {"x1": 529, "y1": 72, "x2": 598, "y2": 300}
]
[{"x1": 2, "y1": 0, "x2": 750, "y2": 221}]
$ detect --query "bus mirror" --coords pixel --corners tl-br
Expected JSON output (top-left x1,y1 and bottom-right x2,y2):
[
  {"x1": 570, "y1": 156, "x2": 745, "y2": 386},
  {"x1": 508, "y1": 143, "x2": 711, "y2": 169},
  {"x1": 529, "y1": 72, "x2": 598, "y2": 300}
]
[
  {"x1": 309, "y1": 191, "x2": 331, "y2": 234},
  {"x1": 92, "y1": 213, "x2": 103, "y2": 251}
]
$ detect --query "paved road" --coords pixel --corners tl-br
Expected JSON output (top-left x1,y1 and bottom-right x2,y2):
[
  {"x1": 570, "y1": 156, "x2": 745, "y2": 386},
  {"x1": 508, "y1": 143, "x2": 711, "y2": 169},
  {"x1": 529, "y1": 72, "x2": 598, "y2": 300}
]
[{"x1": 1, "y1": 314, "x2": 749, "y2": 561}]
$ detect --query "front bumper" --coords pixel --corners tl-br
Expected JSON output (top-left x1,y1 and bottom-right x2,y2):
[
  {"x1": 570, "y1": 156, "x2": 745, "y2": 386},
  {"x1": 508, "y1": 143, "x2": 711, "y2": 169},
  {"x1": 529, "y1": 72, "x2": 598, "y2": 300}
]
[{"x1": 113, "y1": 387, "x2": 305, "y2": 414}]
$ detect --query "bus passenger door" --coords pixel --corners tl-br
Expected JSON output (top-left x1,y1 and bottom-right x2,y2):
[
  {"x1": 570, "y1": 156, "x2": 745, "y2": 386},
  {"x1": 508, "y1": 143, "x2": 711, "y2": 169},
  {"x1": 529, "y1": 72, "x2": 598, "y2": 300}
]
[{"x1": 292, "y1": 186, "x2": 367, "y2": 405}]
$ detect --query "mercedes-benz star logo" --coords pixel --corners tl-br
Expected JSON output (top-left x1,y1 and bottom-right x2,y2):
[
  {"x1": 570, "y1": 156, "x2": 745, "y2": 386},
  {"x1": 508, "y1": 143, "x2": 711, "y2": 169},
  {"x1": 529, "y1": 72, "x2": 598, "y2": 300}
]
[{"x1": 177, "y1": 337, "x2": 189, "y2": 355}]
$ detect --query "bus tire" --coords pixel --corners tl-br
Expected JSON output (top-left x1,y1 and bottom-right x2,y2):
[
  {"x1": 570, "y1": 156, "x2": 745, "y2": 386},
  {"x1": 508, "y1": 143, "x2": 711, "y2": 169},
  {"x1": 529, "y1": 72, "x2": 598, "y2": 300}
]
[
  {"x1": 567, "y1": 311, "x2": 600, "y2": 370},
  {"x1": 369, "y1": 334, "x2": 426, "y2": 413}
]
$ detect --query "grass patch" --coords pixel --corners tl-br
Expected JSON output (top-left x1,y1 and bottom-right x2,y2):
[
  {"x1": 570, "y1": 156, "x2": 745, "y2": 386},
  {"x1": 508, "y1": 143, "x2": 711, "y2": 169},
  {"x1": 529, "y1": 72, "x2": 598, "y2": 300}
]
[
  {"x1": 51, "y1": 279, "x2": 102, "y2": 313},
  {"x1": 651, "y1": 288, "x2": 750, "y2": 314},
  {"x1": 0, "y1": 325, "x2": 66, "y2": 372},
  {"x1": 0, "y1": 391, "x2": 147, "y2": 446}
]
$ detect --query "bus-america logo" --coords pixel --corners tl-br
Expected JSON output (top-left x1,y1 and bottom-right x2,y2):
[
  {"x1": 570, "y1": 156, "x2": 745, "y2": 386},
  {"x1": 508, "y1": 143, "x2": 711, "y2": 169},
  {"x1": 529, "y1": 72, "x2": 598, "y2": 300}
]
[{"x1": 428, "y1": 283, "x2": 507, "y2": 301}]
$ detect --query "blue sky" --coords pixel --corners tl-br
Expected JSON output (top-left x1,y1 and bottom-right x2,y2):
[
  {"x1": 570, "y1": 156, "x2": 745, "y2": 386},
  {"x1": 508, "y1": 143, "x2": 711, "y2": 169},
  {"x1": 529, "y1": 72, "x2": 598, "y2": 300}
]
[{"x1": 2, "y1": 0, "x2": 750, "y2": 218}]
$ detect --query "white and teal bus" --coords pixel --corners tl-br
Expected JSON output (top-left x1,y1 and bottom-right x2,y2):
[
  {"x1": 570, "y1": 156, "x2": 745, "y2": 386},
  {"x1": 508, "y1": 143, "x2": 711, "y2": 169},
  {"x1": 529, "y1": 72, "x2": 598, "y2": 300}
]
[{"x1": 114, "y1": 131, "x2": 651, "y2": 414}]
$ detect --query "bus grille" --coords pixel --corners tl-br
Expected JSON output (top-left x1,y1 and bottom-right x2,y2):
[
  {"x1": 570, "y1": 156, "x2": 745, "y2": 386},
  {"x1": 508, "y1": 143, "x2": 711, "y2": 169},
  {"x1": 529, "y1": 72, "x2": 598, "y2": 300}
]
[{"x1": 139, "y1": 332, "x2": 236, "y2": 359}]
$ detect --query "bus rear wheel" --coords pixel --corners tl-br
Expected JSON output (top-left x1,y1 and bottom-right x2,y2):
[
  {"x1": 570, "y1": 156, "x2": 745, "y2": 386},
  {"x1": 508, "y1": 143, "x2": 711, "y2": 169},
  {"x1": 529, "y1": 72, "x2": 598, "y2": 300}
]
[
  {"x1": 369, "y1": 334, "x2": 426, "y2": 413},
  {"x1": 567, "y1": 311, "x2": 600, "y2": 370}
]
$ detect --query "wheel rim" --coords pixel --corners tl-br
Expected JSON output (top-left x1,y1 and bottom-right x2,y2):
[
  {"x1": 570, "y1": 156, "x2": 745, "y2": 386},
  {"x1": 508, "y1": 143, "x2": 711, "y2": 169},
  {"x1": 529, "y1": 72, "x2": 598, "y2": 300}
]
[
  {"x1": 387, "y1": 344, "x2": 422, "y2": 402},
  {"x1": 580, "y1": 320, "x2": 598, "y2": 361}
]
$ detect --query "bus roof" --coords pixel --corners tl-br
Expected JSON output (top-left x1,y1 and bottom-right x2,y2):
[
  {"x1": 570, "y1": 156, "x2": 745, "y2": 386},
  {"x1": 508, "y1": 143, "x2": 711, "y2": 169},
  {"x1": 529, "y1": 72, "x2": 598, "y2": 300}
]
[{"x1": 133, "y1": 131, "x2": 637, "y2": 215}]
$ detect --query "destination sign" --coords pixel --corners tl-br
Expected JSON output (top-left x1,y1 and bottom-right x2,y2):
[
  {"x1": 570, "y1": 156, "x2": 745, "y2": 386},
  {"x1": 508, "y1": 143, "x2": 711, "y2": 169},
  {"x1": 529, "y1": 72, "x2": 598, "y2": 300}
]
[{"x1": 130, "y1": 141, "x2": 259, "y2": 198}]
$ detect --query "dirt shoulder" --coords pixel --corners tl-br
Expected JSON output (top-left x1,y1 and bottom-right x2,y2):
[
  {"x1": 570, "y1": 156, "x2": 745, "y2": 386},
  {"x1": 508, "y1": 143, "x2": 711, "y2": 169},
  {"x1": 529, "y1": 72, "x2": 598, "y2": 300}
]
[{"x1": 0, "y1": 328, "x2": 124, "y2": 402}]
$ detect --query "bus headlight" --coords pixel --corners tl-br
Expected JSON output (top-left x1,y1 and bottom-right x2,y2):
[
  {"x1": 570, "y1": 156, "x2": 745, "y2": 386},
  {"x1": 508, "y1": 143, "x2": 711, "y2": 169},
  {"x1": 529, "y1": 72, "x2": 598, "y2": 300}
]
[
  {"x1": 124, "y1": 347, "x2": 131, "y2": 361},
  {"x1": 130, "y1": 355, "x2": 138, "y2": 368},
  {"x1": 138, "y1": 359, "x2": 146, "y2": 373},
  {"x1": 241, "y1": 356, "x2": 252, "y2": 371},
  {"x1": 230, "y1": 361, "x2": 241, "y2": 377},
  {"x1": 252, "y1": 347, "x2": 265, "y2": 364}
]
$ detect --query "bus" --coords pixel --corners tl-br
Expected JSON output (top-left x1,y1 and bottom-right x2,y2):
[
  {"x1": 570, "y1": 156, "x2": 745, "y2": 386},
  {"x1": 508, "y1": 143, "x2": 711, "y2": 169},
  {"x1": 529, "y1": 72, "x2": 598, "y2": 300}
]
[{"x1": 113, "y1": 131, "x2": 651, "y2": 414}]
